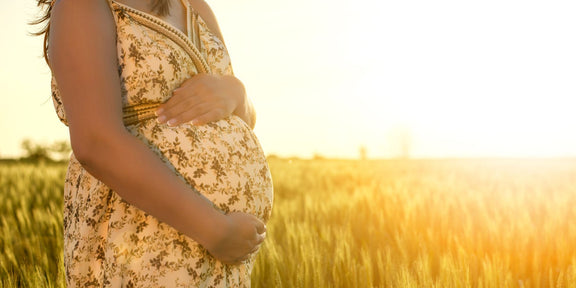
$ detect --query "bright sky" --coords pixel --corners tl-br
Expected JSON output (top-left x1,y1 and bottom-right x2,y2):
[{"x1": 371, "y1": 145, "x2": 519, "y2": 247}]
[{"x1": 2, "y1": 0, "x2": 576, "y2": 159}]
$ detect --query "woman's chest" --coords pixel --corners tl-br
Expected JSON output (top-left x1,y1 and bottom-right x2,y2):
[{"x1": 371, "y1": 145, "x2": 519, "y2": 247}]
[{"x1": 110, "y1": 2, "x2": 233, "y2": 106}]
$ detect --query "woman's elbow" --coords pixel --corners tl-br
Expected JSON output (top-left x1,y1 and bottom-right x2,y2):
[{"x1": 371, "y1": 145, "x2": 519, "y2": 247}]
[
  {"x1": 70, "y1": 134, "x2": 99, "y2": 165},
  {"x1": 69, "y1": 127, "x2": 121, "y2": 166}
]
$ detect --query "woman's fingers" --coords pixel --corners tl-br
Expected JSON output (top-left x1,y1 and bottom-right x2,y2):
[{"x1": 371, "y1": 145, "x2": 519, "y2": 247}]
[
  {"x1": 164, "y1": 107, "x2": 225, "y2": 126},
  {"x1": 190, "y1": 109, "x2": 227, "y2": 126},
  {"x1": 158, "y1": 102, "x2": 211, "y2": 126},
  {"x1": 205, "y1": 212, "x2": 267, "y2": 265},
  {"x1": 159, "y1": 87, "x2": 195, "y2": 111},
  {"x1": 166, "y1": 106, "x2": 205, "y2": 126},
  {"x1": 156, "y1": 94, "x2": 227, "y2": 126},
  {"x1": 156, "y1": 81, "x2": 204, "y2": 122},
  {"x1": 157, "y1": 95, "x2": 195, "y2": 123},
  {"x1": 229, "y1": 242, "x2": 261, "y2": 265}
]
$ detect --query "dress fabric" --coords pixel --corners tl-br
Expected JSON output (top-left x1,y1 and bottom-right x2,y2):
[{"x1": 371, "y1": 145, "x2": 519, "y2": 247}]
[{"x1": 50, "y1": 1, "x2": 274, "y2": 287}]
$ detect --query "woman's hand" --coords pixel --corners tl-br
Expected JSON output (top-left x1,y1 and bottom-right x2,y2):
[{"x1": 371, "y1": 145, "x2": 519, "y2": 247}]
[
  {"x1": 156, "y1": 74, "x2": 252, "y2": 127},
  {"x1": 204, "y1": 211, "x2": 266, "y2": 265}
]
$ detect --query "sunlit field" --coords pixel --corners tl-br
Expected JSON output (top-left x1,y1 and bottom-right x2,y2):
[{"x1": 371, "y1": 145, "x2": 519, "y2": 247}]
[
  {"x1": 2, "y1": 158, "x2": 576, "y2": 287},
  {"x1": 0, "y1": 162, "x2": 65, "y2": 288}
]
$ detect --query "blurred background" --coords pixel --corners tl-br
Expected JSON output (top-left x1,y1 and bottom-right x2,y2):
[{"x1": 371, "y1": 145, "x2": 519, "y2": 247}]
[{"x1": 2, "y1": 0, "x2": 576, "y2": 159}]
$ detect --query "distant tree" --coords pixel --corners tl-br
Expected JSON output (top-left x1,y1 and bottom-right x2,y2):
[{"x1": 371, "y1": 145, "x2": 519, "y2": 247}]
[
  {"x1": 313, "y1": 152, "x2": 325, "y2": 160},
  {"x1": 388, "y1": 126, "x2": 412, "y2": 159},
  {"x1": 359, "y1": 145, "x2": 367, "y2": 160},
  {"x1": 20, "y1": 139, "x2": 71, "y2": 162},
  {"x1": 21, "y1": 139, "x2": 52, "y2": 162},
  {"x1": 398, "y1": 131, "x2": 412, "y2": 159},
  {"x1": 266, "y1": 154, "x2": 279, "y2": 160},
  {"x1": 50, "y1": 140, "x2": 72, "y2": 160}
]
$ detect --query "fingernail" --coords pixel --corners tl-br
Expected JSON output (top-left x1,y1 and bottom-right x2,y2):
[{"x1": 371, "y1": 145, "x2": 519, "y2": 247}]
[
  {"x1": 191, "y1": 119, "x2": 200, "y2": 125},
  {"x1": 156, "y1": 108, "x2": 164, "y2": 116},
  {"x1": 167, "y1": 119, "x2": 177, "y2": 126},
  {"x1": 157, "y1": 115, "x2": 167, "y2": 123}
]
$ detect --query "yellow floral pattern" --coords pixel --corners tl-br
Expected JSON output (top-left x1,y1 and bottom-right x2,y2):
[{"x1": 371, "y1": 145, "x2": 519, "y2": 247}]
[{"x1": 51, "y1": 1, "x2": 273, "y2": 287}]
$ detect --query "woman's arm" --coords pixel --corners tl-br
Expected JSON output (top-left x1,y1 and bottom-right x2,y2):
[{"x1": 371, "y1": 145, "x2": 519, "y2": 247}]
[
  {"x1": 155, "y1": 0, "x2": 256, "y2": 129},
  {"x1": 49, "y1": 0, "x2": 263, "y2": 264}
]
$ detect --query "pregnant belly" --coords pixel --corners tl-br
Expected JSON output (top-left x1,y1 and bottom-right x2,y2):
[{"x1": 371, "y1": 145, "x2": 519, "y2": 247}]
[{"x1": 128, "y1": 116, "x2": 274, "y2": 222}]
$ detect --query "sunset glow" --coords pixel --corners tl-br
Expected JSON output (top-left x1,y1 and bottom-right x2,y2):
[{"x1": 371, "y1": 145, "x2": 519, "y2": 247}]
[{"x1": 2, "y1": 0, "x2": 576, "y2": 158}]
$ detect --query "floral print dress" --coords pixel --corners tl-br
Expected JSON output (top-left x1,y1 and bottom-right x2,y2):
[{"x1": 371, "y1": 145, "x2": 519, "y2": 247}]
[{"x1": 50, "y1": 1, "x2": 274, "y2": 287}]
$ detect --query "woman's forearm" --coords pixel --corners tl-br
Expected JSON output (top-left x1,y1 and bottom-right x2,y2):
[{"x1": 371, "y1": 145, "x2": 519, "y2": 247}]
[
  {"x1": 223, "y1": 75, "x2": 256, "y2": 129},
  {"x1": 73, "y1": 128, "x2": 228, "y2": 248},
  {"x1": 234, "y1": 95, "x2": 256, "y2": 130}
]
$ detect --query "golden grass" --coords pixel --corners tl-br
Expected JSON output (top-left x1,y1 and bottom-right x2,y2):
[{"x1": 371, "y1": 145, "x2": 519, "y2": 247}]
[
  {"x1": 2, "y1": 159, "x2": 576, "y2": 287},
  {"x1": 0, "y1": 162, "x2": 65, "y2": 288},
  {"x1": 252, "y1": 158, "x2": 576, "y2": 288}
]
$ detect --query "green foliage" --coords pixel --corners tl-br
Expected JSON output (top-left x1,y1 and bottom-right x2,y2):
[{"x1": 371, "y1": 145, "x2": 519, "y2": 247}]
[
  {"x1": 2, "y1": 159, "x2": 576, "y2": 287},
  {"x1": 19, "y1": 139, "x2": 71, "y2": 162}
]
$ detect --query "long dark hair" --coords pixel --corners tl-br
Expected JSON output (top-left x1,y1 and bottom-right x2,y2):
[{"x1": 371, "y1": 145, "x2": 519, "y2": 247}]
[{"x1": 32, "y1": 0, "x2": 172, "y2": 63}]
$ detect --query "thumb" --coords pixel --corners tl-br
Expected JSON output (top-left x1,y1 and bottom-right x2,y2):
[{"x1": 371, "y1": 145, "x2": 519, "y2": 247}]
[{"x1": 255, "y1": 220, "x2": 266, "y2": 235}]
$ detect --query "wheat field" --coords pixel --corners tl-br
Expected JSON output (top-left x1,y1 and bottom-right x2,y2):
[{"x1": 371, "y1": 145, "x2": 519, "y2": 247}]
[{"x1": 1, "y1": 158, "x2": 576, "y2": 287}]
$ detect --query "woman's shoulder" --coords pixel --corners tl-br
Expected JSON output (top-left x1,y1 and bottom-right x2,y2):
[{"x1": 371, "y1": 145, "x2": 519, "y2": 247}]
[
  {"x1": 51, "y1": 0, "x2": 112, "y2": 12},
  {"x1": 50, "y1": 0, "x2": 116, "y2": 27},
  {"x1": 189, "y1": 0, "x2": 225, "y2": 41},
  {"x1": 49, "y1": 0, "x2": 116, "y2": 52}
]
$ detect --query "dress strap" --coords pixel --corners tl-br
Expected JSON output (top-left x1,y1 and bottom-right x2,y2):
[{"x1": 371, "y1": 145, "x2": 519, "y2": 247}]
[
  {"x1": 180, "y1": 0, "x2": 193, "y2": 40},
  {"x1": 180, "y1": 0, "x2": 203, "y2": 55},
  {"x1": 104, "y1": 0, "x2": 120, "y2": 25}
]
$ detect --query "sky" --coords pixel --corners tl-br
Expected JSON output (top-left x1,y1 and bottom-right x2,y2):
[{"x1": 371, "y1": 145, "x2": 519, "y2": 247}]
[{"x1": 1, "y1": 0, "x2": 576, "y2": 159}]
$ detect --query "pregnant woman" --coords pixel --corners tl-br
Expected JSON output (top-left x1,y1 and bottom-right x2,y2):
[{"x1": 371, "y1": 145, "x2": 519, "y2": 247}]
[{"x1": 36, "y1": 0, "x2": 273, "y2": 286}]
